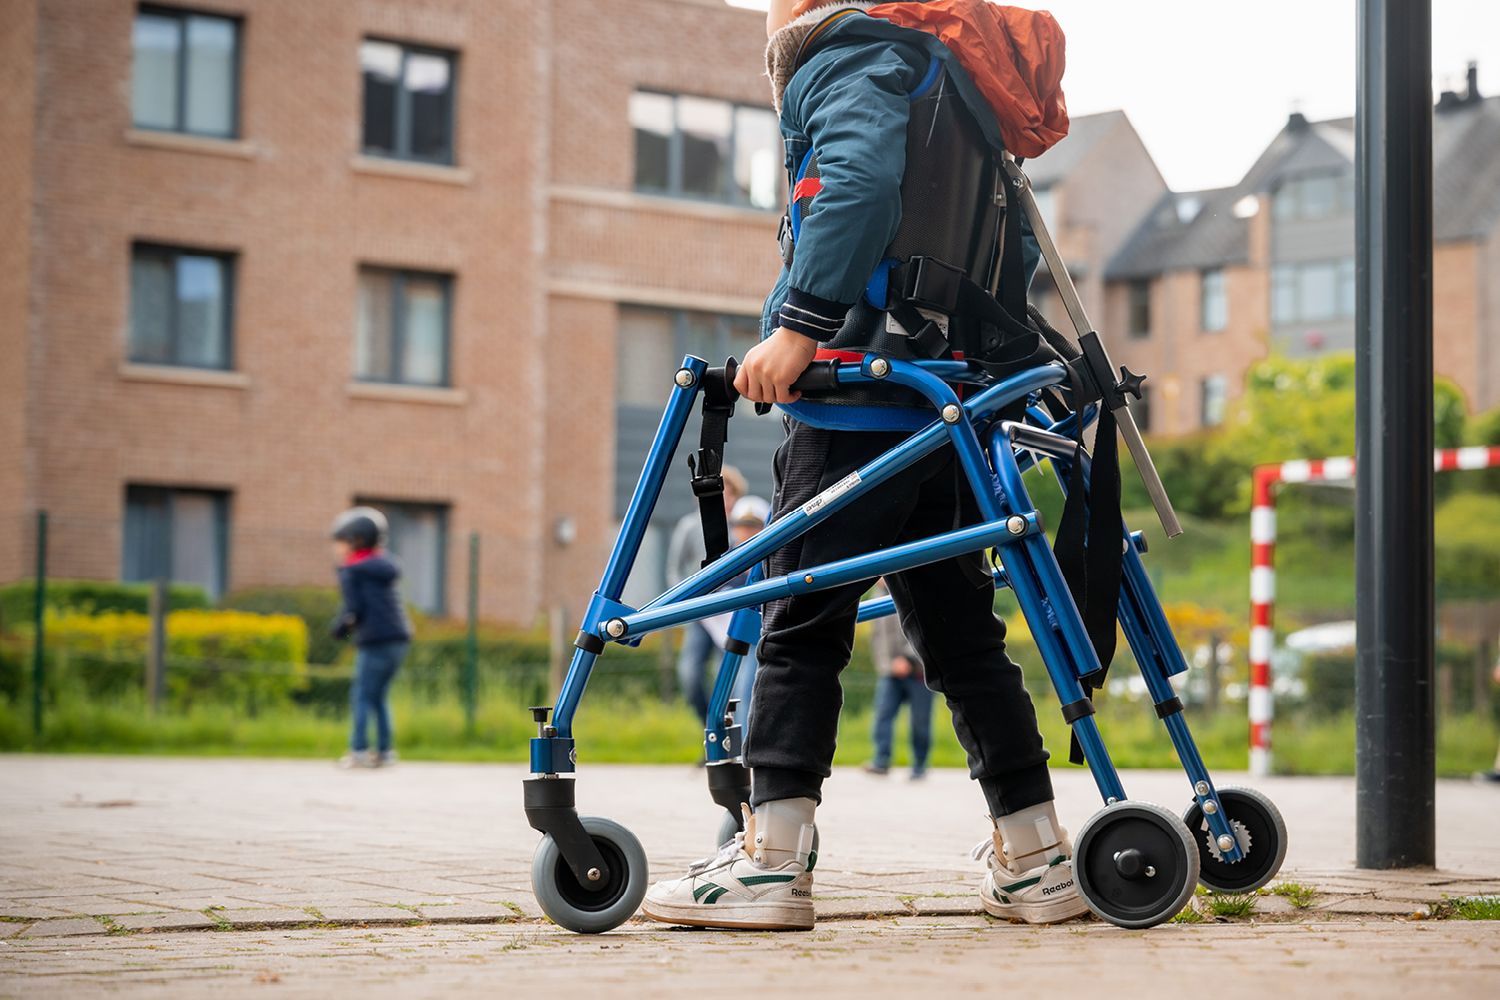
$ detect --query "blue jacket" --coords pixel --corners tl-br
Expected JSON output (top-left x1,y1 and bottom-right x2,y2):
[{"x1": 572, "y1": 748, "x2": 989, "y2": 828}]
[
  {"x1": 335, "y1": 553, "x2": 413, "y2": 647},
  {"x1": 764, "y1": 12, "x2": 1040, "y2": 343}
]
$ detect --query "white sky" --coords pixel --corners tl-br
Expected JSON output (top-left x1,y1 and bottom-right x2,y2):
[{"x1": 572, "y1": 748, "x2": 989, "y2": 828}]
[{"x1": 727, "y1": 1, "x2": 1500, "y2": 191}]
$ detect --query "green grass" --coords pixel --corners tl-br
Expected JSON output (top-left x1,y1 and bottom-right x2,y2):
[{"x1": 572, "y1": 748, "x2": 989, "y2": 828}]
[
  {"x1": 1168, "y1": 903, "x2": 1205, "y2": 924},
  {"x1": 3, "y1": 690, "x2": 1494, "y2": 776},
  {"x1": 1204, "y1": 892, "x2": 1257, "y2": 918},
  {"x1": 1435, "y1": 895, "x2": 1500, "y2": 920},
  {"x1": 1269, "y1": 882, "x2": 1319, "y2": 909}
]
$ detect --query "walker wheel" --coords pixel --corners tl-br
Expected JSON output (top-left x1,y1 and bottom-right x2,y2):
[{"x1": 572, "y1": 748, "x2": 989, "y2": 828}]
[
  {"x1": 1074, "y1": 801, "x2": 1199, "y2": 929},
  {"x1": 1182, "y1": 786, "x2": 1288, "y2": 894},
  {"x1": 530, "y1": 816, "x2": 648, "y2": 934}
]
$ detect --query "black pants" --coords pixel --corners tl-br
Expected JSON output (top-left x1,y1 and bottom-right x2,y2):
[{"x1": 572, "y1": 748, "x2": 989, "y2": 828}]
[{"x1": 745, "y1": 419, "x2": 1054, "y2": 818}]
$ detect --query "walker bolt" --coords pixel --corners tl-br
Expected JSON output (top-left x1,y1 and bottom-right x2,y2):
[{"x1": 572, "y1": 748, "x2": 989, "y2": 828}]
[
  {"x1": 1217, "y1": 834, "x2": 1236, "y2": 853},
  {"x1": 1203, "y1": 800, "x2": 1219, "y2": 815},
  {"x1": 708, "y1": 733, "x2": 717, "y2": 742},
  {"x1": 1006, "y1": 515, "x2": 1028, "y2": 536},
  {"x1": 586, "y1": 867, "x2": 602, "y2": 882},
  {"x1": 942, "y1": 404, "x2": 961, "y2": 424},
  {"x1": 675, "y1": 368, "x2": 695, "y2": 388},
  {"x1": 605, "y1": 618, "x2": 627, "y2": 638},
  {"x1": 1194, "y1": 781, "x2": 1210, "y2": 796},
  {"x1": 804, "y1": 573, "x2": 814, "y2": 584},
  {"x1": 1145, "y1": 866, "x2": 1157, "y2": 878},
  {"x1": 870, "y1": 358, "x2": 891, "y2": 378}
]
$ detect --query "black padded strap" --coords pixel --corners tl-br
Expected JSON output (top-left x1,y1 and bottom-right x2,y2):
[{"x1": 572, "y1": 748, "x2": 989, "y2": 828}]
[{"x1": 690, "y1": 367, "x2": 738, "y2": 568}]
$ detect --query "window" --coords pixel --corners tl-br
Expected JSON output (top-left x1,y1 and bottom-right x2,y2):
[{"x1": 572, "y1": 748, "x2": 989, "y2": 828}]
[
  {"x1": 356, "y1": 267, "x2": 452, "y2": 386},
  {"x1": 129, "y1": 244, "x2": 234, "y2": 368},
  {"x1": 131, "y1": 6, "x2": 240, "y2": 137},
  {"x1": 630, "y1": 91, "x2": 780, "y2": 209},
  {"x1": 1200, "y1": 375, "x2": 1228, "y2": 428},
  {"x1": 1127, "y1": 281, "x2": 1152, "y2": 338},
  {"x1": 123, "y1": 486, "x2": 230, "y2": 600},
  {"x1": 615, "y1": 307, "x2": 759, "y2": 409},
  {"x1": 1270, "y1": 259, "x2": 1355, "y2": 325},
  {"x1": 361, "y1": 39, "x2": 457, "y2": 164},
  {"x1": 357, "y1": 499, "x2": 448, "y2": 614},
  {"x1": 1200, "y1": 268, "x2": 1227, "y2": 332},
  {"x1": 1031, "y1": 186, "x2": 1057, "y2": 232},
  {"x1": 1273, "y1": 171, "x2": 1354, "y2": 221}
]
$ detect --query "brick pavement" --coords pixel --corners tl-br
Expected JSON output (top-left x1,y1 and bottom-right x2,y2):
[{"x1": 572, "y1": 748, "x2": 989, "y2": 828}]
[{"x1": 1, "y1": 755, "x2": 1497, "y2": 997}]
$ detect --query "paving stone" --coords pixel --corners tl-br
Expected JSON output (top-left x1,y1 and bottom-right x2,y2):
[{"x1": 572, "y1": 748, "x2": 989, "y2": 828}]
[
  {"x1": 111, "y1": 911, "x2": 218, "y2": 932},
  {"x1": 907, "y1": 895, "x2": 982, "y2": 916},
  {"x1": 0, "y1": 922, "x2": 27, "y2": 939},
  {"x1": 315, "y1": 906, "x2": 422, "y2": 925},
  {"x1": 1374, "y1": 886, "x2": 1453, "y2": 904},
  {"x1": 1314, "y1": 896, "x2": 1426, "y2": 916},
  {"x1": 417, "y1": 902, "x2": 517, "y2": 923},
  {"x1": 814, "y1": 896, "x2": 906, "y2": 919},
  {"x1": 215, "y1": 908, "x2": 321, "y2": 929},
  {"x1": 19, "y1": 917, "x2": 108, "y2": 938}
]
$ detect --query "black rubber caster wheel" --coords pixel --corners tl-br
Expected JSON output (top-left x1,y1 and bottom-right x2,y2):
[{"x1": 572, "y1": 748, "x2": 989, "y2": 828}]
[
  {"x1": 530, "y1": 816, "x2": 648, "y2": 934},
  {"x1": 1182, "y1": 786, "x2": 1288, "y2": 894},
  {"x1": 1074, "y1": 801, "x2": 1200, "y2": 929}
]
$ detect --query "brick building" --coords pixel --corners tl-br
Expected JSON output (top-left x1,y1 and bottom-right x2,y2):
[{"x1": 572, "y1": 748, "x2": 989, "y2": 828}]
[
  {"x1": 1104, "y1": 68, "x2": 1500, "y2": 435},
  {"x1": 1, "y1": 0, "x2": 783, "y2": 623}
]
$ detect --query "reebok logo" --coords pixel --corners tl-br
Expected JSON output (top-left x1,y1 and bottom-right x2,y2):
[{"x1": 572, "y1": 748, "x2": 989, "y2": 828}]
[
  {"x1": 792, "y1": 888, "x2": 813, "y2": 898},
  {"x1": 1041, "y1": 879, "x2": 1073, "y2": 896}
]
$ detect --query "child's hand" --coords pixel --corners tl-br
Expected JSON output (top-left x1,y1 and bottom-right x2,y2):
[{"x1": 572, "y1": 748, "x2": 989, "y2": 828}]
[{"x1": 735, "y1": 327, "x2": 819, "y2": 404}]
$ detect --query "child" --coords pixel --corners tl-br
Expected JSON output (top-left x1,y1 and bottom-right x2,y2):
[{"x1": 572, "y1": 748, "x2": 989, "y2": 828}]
[
  {"x1": 330, "y1": 507, "x2": 413, "y2": 769},
  {"x1": 642, "y1": 0, "x2": 1081, "y2": 929}
]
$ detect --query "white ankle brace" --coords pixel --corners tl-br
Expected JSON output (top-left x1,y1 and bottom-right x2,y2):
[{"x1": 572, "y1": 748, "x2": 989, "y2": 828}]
[
  {"x1": 994, "y1": 800, "x2": 1067, "y2": 871},
  {"x1": 751, "y1": 797, "x2": 817, "y2": 868}
]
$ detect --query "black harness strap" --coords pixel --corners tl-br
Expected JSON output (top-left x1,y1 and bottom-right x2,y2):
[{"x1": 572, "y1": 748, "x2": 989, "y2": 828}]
[{"x1": 690, "y1": 365, "x2": 739, "y2": 568}]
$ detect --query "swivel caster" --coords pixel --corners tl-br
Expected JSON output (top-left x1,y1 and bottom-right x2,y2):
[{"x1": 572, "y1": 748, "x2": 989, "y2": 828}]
[
  {"x1": 530, "y1": 816, "x2": 648, "y2": 933},
  {"x1": 1182, "y1": 786, "x2": 1288, "y2": 893},
  {"x1": 1074, "y1": 801, "x2": 1199, "y2": 929}
]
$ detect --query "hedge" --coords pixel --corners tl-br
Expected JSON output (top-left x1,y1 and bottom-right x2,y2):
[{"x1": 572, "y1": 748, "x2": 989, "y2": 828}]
[
  {"x1": 222, "y1": 586, "x2": 346, "y2": 665},
  {"x1": 0, "y1": 580, "x2": 210, "y2": 633},
  {"x1": 37, "y1": 610, "x2": 308, "y2": 709}
]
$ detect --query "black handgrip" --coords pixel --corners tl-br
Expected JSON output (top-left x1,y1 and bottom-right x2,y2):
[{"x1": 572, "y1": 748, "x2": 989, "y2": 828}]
[{"x1": 791, "y1": 360, "x2": 841, "y2": 394}]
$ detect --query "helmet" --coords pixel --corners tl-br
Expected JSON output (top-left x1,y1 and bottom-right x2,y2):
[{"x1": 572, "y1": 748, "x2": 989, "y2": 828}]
[{"x1": 330, "y1": 506, "x2": 388, "y2": 550}]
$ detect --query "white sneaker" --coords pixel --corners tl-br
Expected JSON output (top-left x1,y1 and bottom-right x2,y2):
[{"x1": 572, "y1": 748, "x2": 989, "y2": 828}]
[
  {"x1": 338, "y1": 751, "x2": 375, "y2": 769},
  {"x1": 642, "y1": 829, "x2": 814, "y2": 930},
  {"x1": 973, "y1": 835, "x2": 1089, "y2": 924}
]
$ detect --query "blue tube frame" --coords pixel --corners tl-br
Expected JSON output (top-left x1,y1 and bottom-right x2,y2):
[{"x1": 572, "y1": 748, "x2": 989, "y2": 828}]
[{"x1": 537, "y1": 353, "x2": 1244, "y2": 862}]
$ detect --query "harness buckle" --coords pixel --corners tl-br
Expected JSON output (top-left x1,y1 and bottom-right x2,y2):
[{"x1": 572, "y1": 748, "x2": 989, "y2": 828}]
[
  {"x1": 777, "y1": 214, "x2": 795, "y2": 267},
  {"x1": 688, "y1": 451, "x2": 724, "y2": 499},
  {"x1": 899, "y1": 256, "x2": 964, "y2": 313}
]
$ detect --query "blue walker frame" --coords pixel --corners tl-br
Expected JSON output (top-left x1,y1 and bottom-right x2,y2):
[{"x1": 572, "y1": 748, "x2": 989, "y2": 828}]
[{"x1": 529, "y1": 354, "x2": 1244, "y2": 864}]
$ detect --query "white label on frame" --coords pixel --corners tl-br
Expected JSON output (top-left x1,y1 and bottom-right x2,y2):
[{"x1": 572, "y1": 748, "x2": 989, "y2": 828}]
[{"x1": 801, "y1": 471, "x2": 862, "y2": 517}]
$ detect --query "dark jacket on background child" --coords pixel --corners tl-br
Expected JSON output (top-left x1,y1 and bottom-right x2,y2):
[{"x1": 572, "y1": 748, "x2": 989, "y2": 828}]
[{"x1": 333, "y1": 551, "x2": 413, "y2": 647}]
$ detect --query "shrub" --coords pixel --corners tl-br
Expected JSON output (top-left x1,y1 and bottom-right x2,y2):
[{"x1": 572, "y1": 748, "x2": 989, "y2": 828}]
[
  {"x1": 39, "y1": 610, "x2": 309, "y2": 709},
  {"x1": 0, "y1": 580, "x2": 210, "y2": 633},
  {"x1": 222, "y1": 586, "x2": 346, "y2": 665}
]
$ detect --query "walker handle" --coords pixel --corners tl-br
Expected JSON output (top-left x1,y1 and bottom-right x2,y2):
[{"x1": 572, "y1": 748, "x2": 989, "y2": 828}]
[{"x1": 790, "y1": 360, "x2": 842, "y2": 394}]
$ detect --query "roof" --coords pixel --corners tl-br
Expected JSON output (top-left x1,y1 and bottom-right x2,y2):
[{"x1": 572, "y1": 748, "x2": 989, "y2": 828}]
[
  {"x1": 1107, "y1": 93, "x2": 1500, "y2": 279},
  {"x1": 1025, "y1": 110, "x2": 1130, "y2": 189},
  {"x1": 1105, "y1": 186, "x2": 1250, "y2": 280}
]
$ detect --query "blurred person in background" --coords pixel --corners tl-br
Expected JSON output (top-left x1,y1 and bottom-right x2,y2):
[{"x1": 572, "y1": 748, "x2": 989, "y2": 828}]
[
  {"x1": 864, "y1": 580, "x2": 933, "y2": 780},
  {"x1": 329, "y1": 507, "x2": 413, "y2": 769},
  {"x1": 666, "y1": 466, "x2": 747, "y2": 722},
  {"x1": 728, "y1": 495, "x2": 771, "y2": 731}
]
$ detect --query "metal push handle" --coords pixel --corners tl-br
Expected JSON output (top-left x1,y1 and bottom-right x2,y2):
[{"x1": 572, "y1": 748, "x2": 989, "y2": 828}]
[{"x1": 1002, "y1": 157, "x2": 1184, "y2": 537}]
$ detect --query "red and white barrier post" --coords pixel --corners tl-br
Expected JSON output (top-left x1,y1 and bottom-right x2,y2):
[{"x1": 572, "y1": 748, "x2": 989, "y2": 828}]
[{"x1": 1246, "y1": 447, "x2": 1500, "y2": 777}]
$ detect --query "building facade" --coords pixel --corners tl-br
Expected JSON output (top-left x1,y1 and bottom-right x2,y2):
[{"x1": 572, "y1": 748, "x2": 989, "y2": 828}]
[{"x1": 1105, "y1": 72, "x2": 1500, "y2": 435}]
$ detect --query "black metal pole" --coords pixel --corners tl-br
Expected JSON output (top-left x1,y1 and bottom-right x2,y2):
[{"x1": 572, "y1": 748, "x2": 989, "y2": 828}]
[{"x1": 1354, "y1": 0, "x2": 1435, "y2": 869}]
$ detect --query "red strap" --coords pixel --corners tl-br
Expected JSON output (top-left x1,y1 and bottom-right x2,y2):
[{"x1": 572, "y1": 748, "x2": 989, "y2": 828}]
[{"x1": 792, "y1": 177, "x2": 823, "y2": 201}]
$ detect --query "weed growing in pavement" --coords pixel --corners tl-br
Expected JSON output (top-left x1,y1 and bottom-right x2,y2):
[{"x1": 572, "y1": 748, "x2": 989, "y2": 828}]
[
  {"x1": 1204, "y1": 892, "x2": 1256, "y2": 918},
  {"x1": 1169, "y1": 904, "x2": 1204, "y2": 924},
  {"x1": 1432, "y1": 895, "x2": 1500, "y2": 920},
  {"x1": 1270, "y1": 882, "x2": 1318, "y2": 909}
]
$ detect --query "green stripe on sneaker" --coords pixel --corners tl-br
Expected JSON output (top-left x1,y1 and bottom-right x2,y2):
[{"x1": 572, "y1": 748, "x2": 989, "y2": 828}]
[
  {"x1": 998, "y1": 875, "x2": 1042, "y2": 893},
  {"x1": 737, "y1": 874, "x2": 797, "y2": 887},
  {"x1": 693, "y1": 882, "x2": 720, "y2": 902},
  {"x1": 703, "y1": 887, "x2": 729, "y2": 904}
]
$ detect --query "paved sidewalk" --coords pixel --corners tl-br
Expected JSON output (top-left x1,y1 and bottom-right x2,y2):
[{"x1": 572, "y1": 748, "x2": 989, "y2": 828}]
[{"x1": 1, "y1": 756, "x2": 1498, "y2": 997}]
